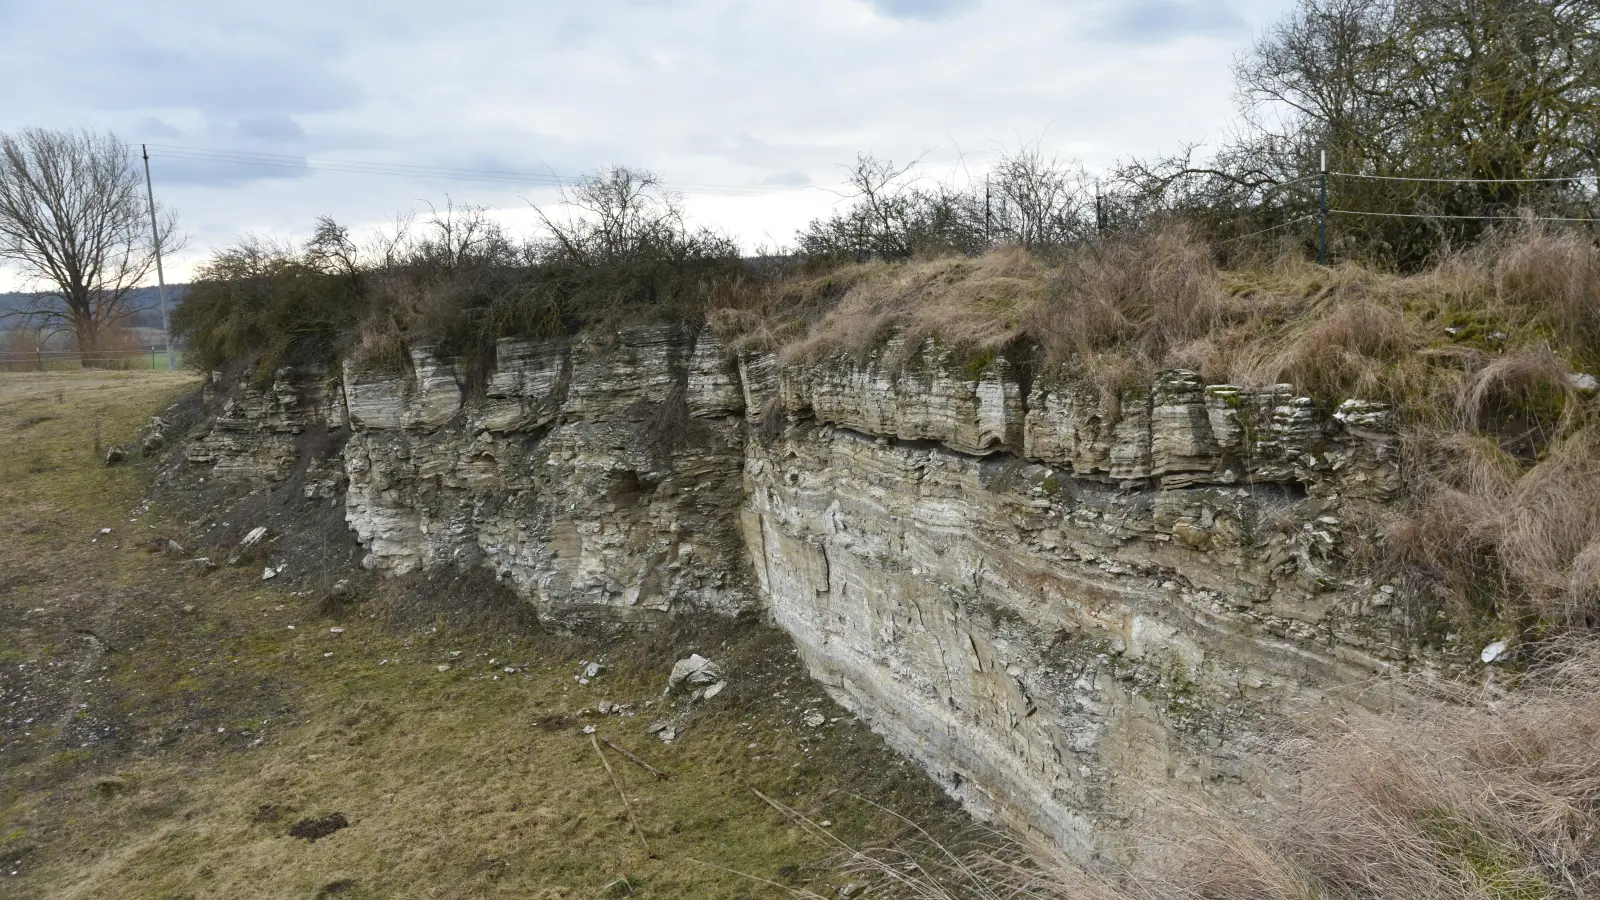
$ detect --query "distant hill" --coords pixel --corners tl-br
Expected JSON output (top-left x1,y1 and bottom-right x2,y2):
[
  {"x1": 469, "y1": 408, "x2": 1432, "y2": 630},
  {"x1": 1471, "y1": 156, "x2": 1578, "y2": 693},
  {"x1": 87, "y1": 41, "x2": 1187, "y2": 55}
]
[{"x1": 0, "y1": 285, "x2": 188, "y2": 332}]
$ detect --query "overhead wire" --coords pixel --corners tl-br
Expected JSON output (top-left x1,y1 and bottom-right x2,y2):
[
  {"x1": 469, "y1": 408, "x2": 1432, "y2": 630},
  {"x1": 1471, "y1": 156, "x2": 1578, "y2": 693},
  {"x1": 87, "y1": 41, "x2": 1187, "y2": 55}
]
[
  {"x1": 1329, "y1": 170, "x2": 1595, "y2": 185},
  {"x1": 1329, "y1": 208, "x2": 1595, "y2": 222},
  {"x1": 1216, "y1": 213, "x2": 1319, "y2": 245}
]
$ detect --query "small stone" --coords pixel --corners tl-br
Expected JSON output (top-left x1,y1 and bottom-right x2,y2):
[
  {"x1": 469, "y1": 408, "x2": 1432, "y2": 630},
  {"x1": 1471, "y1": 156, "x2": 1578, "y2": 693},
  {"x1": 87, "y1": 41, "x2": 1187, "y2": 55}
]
[
  {"x1": 99, "y1": 528, "x2": 112, "y2": 535},
  {"x1": 702, "y1": 681, "x2": 727, "y2": 701},
  {"x1": 582, "y1": 725, "x2": 597, "y2": 734},
  {"x1": 658, "y1": 726, "x2": 677, "y2": 743},
  {"x1": 262, "y1": 567, "x2": 278, "y2": 580},
  {"x1": 140, "y1": 432, "x2": 166, "y2": 456},
  {"x1": 239, "y1": 526, "x2": 268, "y2": 549},
  {"x1": 329, "y1": 627, "x2": 344, "y2": 634},
  {"x1": 584, "y1": 662, "x2": 602, "y2": 678},
  {"x1": 330, "y1": 579, "x2": 350, "y2": 597},
  {"x1": 164, "y1": 539, "x2": 186, "y2": 556},
  {"x1": 1481, "y1": 640, "x2": 1509, "y2": 664},
  {"x1": 598, "y1": 701, "x2": 614, "y2": 715},
  {"x1": 181, "y1": 604, "x2": 196, "y2": 614},
  {"x1": 647, "y1": 720, "x2": 669, "y2": 734},
  {"x1": 665, "y1": 654, "x2": 723, "y2": 695},
  {"x1": 1567, "y1": 372, "x2": 1598, "y2": 393},
  {"x1": 104, "y1": 446, "x2": 127, "y2": 466},
  {"x1": 804, "y1": 712, "x2": 826, "y2": 728},
  {"x1": 437, "y1": 664, "x2": 452, "y2": 672},
  {"x1": 188, "y1": 557, "x2": 217, "y2": 574}
]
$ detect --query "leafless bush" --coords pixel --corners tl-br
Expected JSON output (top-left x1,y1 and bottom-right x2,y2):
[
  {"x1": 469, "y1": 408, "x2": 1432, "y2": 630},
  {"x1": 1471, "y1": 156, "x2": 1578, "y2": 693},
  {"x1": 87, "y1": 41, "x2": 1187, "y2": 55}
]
[{"x1": 637, "y1": 381, "x2": 698, "y2": 456}]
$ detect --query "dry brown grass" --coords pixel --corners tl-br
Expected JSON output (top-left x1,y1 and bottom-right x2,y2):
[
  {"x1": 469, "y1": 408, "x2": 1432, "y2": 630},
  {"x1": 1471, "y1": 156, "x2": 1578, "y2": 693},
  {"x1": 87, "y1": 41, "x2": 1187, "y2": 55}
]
[
  {"x1": 769, "y1": 248, "x2": 1052, "y2": 365},
  {"x1": 716, "y1": 224, "x2": 1600, "y2": 631},
  {"x1": 855, "y1": 646, "x2": 1600, "y2": 900}
]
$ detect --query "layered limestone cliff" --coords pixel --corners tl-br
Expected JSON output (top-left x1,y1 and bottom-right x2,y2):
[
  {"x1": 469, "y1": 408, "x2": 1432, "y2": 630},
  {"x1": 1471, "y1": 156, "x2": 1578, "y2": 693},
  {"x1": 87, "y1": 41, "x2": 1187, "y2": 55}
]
[{"x1": 190, "y1": 326, "x2": 1431, "y2": 863}]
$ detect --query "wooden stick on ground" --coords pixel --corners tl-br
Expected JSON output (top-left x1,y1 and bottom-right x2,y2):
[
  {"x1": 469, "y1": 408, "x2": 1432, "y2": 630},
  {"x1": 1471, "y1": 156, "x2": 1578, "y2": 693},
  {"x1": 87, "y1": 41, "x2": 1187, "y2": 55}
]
[
  {"x1": 602, "y1": 737, "x2": 672, "y2": 781},
  {"x1": 590, "y1": 733, "x2": 654, "y2": 858}
]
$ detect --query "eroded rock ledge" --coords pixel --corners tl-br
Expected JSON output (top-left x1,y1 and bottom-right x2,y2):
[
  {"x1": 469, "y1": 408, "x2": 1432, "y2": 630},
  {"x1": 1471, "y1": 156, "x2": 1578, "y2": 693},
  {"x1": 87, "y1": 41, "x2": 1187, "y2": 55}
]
[{"x1": 191, "y1": 325, "x2": 1428, "y2": 863}]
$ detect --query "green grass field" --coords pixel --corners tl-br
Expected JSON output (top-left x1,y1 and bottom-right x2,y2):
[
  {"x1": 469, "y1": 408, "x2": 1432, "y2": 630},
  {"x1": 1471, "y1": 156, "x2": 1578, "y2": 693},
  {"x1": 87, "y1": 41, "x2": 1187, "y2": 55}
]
[{"x1": 0, "y1": 370, "x2": 966, "y2": 899}]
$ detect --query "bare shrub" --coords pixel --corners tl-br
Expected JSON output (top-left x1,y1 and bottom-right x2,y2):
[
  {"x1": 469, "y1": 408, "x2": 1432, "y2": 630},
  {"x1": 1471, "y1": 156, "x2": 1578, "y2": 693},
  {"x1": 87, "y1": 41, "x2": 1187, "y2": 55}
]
[{"x1": 637, "y1": 381, "x2": 698, "y2": 456}]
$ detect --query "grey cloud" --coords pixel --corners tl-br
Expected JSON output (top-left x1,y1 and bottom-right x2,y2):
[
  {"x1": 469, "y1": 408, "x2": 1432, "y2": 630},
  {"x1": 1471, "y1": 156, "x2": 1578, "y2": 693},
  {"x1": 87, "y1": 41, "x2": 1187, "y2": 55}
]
[
  {"x1": 234, "y1": 115, "x2": 307, "y2": 143},
  {"x1": 762, "y1": 170, "x2": 813, "y2": 187},
  {"x1": 1094, "y1": 0, "x2": 1246, "y2": 42},
  {"x1": 148, "y1": 151, "x2": 311, "y2": 189},
  {"x1": 134, "y1": 117, "x2": 181, "y2": 139},
  {"x1": 867, "y1": 0, "x2": 977, "y2": 21},
  {"x1": 72, "y1": 42, "x2": 361, "y2": 116}
]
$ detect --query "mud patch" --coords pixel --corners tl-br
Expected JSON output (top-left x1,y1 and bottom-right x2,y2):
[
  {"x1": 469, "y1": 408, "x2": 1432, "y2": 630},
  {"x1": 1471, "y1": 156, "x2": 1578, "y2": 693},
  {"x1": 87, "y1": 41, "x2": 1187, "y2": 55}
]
[{"x1": 289, "y1": 813, "x2": 349, "y2": 842}]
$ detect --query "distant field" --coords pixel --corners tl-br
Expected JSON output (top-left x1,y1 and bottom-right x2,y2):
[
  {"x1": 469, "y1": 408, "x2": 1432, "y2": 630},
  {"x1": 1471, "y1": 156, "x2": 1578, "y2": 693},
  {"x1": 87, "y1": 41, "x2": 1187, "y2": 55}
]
[
  {"x1": 0, "y1": 348, "x2": 186, "y2": 372},
  {"x1": 0, "y1": 370, "x2": 965, "y2": 900}
]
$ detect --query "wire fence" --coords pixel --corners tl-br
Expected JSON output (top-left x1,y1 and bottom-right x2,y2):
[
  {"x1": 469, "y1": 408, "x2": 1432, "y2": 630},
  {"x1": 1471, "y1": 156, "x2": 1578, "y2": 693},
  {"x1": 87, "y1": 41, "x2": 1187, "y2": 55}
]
[
  {"x1": 1201, "y1": 167, "x2": 1600, "y2": 262},
  {"x1": 0, "y1": 347, "x2": 184, "y2": 372}
]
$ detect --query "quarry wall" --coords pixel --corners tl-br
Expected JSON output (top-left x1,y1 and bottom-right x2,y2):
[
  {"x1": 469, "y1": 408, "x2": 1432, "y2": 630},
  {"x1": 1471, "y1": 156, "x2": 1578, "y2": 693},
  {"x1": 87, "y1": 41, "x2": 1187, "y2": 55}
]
[{"x1": 189, "y1": 324, "x2": 1436, "y2": 863}]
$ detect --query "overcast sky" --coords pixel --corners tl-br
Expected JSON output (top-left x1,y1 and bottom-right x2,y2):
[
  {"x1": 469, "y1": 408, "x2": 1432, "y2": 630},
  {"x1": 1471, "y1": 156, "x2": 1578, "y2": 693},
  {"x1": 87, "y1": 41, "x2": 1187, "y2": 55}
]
[{"x1": 0, "y1": 0, "x2": 1297, "y2": 288}]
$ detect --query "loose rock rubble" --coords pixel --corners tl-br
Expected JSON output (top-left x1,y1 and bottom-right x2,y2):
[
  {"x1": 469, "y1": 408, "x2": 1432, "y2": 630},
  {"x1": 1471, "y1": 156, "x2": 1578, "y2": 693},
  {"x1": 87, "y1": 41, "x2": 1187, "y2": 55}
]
[{"x1": 665, "y1": 654, "x2": 722, "y2": 695}]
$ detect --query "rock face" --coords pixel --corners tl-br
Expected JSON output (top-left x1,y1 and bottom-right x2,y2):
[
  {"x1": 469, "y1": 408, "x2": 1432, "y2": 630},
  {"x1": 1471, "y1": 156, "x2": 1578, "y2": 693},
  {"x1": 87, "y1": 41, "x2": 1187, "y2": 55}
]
[
  {"x1": 190, "y1": 328, "x2": 1429, "y2": 864},
  {"x1": 339, "y1": 326, "x2": 754, "y2": 623}
]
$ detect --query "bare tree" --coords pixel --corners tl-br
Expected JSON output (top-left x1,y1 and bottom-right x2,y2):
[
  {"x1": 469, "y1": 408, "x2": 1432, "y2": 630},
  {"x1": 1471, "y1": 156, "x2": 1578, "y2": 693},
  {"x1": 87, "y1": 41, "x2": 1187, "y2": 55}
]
[
  {"x1": 989, "y1": 142, "x2": 1095, "y2": 249},
  {"x1": 0, "y1": 128, "x2": 180, "y2": 357},
  {"x1": 1117, "y1": 0, "x2": 1600, "y2": 263},
  {"x1": 531, "y1": 166, "x2": 733, "y2": 264}
]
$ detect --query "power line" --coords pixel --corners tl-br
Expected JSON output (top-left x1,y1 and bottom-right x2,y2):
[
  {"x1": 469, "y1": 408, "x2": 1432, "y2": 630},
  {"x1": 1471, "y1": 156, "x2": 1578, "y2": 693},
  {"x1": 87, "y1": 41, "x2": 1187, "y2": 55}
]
[
  {"x1": 1217, "y1": 213, "x2": 1318, "y2": 245},
  {"x1": 1330, "y1": 170, "x2": 1595, "y2": 185},
  {"x1": 142, "y1": 144, "x2": 819, "y2": 198},
  {"x1": 1329, "y1": 208, "x2": 1595, "y2": 222}
]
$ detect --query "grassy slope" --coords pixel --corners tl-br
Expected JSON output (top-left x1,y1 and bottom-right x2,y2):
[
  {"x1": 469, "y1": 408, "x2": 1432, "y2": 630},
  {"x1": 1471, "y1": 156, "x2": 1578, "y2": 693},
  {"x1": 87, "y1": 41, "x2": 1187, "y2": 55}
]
[{"x1": 0, "y1": 371, "x2": 966, "y2": 900}]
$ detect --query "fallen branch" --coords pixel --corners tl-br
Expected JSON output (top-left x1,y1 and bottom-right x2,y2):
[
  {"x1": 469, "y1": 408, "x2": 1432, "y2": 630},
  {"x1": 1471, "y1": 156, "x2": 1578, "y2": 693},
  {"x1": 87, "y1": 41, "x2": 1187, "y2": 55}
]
[
  {"x1": 603, "y1": 737, "x2": 672, "y2": 781},
  {"x1": 590, "y1": 733, "x2": 654, "y2": 858}
]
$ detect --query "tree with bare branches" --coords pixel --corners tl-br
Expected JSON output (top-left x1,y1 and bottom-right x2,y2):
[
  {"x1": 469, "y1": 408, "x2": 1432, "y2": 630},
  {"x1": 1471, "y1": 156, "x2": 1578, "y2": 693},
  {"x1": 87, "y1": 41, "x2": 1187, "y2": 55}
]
[{"x1": 0, "y1": 128, "x2": 179, "y2": 358}]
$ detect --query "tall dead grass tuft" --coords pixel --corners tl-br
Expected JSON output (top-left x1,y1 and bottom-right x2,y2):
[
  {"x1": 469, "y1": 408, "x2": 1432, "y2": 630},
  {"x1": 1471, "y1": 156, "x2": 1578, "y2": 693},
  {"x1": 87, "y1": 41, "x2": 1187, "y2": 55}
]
[
  {"x1": 1458, "y1": 346, "x2": 1573, "y2": 451},
  {"x1": 848, "y1": 647, "x2": 1600, "y2": 900},
  {"x1": 1494, "y1": 225, "x2": 1600, "y2": 365},
  {"x1": 1396, "y1": 425, "x2": 1600, "y2": 628},
  {"x1": 1270, "y1": 299, "x2": 1420, "y2": 404},
  {"x1": 1028, "y1": 224, "x2": 1230, "y2": 372},
  {"x1": 781, "y1": 248, "x2": 1049, "y2": 364}
]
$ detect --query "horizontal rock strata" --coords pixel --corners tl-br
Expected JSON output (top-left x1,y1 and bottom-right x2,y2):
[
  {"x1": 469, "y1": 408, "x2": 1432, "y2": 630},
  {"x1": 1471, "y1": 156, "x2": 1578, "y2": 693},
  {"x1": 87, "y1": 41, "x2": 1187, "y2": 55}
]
[{"x1": 191, "y1": 328, "x2": 1430, "y2": 863}]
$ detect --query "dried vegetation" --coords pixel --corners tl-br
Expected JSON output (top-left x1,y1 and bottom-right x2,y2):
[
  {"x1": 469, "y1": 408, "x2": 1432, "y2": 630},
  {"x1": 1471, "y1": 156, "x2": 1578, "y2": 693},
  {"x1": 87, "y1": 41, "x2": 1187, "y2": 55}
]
[
  {"x1": 715, "y1": 223, "x2": 1600, "y2": 632},
  {"x1": 841, "y1": 646, "x2": 1600, "y2": 900}
]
